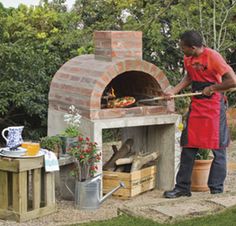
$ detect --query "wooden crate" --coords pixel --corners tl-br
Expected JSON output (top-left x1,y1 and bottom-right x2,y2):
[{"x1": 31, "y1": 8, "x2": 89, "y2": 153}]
[
  {"x1": 0, "y1": 156, "x2": 56, "y2": 222},
  {"x1": 103, "y1": 165, "x2": 157, "y2": 199}
]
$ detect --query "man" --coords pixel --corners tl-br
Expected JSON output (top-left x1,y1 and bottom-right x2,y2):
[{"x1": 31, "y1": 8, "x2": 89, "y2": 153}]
[{"x1": 163, "y1": 30, "x2": 236, "y2": 198}]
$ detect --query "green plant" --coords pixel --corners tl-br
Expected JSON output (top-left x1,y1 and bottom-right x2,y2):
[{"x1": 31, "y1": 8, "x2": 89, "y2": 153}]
[
  {"x1": 196, "y1": 149, "x2": 212, "y2": 160},
  {"x1": 62, "y1": 126, "x2": 80, "y2": 138},
  {"x1": 40, "y1": 135, "x2": 62, "y2": 151},
  {"x1": 62, "y1": 105, "x2": 81, "y2": 138},
  {"x1": 68, "y1": 136, "x2": 101, "y2": 182}
]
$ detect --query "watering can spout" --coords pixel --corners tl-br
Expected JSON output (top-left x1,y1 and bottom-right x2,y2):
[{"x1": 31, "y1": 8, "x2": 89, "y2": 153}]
[{"x1": 100, "y1": 181, "x2": 125, "y2": 204}]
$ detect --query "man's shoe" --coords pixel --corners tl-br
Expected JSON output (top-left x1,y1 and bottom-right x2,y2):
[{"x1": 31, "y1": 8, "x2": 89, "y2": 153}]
[
  {"x1": 163, "y1": 188, "x2": 192, "y2": 198},
  {"x1": 210, "y1": 190, "x2": 223, "y2": 194}
]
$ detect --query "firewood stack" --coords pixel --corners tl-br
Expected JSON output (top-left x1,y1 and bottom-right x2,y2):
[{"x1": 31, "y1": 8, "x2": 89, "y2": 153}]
[{"x1": 103, "y1": 138, "x2": 159, "y2": 172}]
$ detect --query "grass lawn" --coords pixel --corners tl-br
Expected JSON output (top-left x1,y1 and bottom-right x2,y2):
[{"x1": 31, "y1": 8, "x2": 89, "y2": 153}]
[{"x1": 70, "y1": 206, "x2": 236, "y2": 226}]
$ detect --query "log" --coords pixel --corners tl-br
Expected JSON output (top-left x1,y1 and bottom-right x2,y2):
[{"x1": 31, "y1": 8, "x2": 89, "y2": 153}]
[
  {"x1": 115, "y1": 151, "x2": 159, "y2": 172},
  {"x1": 131, "y1": 152, "x2": 159, "y2": 172},
  {"x1": 103, "y1": 139, "x2": 134, "y2": 171},
  {"x1": 115, "y1": 155, "x2": 134, "y2": 165},
  {"x1": 112, "y1": 145, "x2": 118, "y2": 153}
]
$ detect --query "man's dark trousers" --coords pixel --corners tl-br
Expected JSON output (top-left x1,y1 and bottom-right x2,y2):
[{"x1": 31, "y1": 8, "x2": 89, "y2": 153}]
[{"x1": 175, "y1": 147, "x2": 227, "y2": 193}]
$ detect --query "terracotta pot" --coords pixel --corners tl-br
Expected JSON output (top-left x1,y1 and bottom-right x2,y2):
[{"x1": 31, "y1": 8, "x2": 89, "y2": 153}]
[{"x1": 191, "y1": 158, "x2": 213, "y2": 192}]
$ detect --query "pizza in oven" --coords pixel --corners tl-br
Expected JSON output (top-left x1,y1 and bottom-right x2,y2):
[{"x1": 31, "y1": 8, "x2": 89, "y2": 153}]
[{"x1": 107, "y1": 96, "x2": 135, "y2": 108}]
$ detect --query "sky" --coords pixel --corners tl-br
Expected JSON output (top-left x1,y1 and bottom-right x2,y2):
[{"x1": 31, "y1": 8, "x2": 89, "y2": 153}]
[{"x1": 0, "y1": 0, "x2": 75, "y2": 9}]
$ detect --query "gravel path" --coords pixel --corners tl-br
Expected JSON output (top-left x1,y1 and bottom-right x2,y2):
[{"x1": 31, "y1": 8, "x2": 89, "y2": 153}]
[{"x1": 0, "y1": 141, "x2": 236, "y2": 226}]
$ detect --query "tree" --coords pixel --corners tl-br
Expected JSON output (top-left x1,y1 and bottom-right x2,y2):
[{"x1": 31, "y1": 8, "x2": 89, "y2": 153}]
[{"x1": 0, "y1": 3, "x2": 83, "y2": 140}]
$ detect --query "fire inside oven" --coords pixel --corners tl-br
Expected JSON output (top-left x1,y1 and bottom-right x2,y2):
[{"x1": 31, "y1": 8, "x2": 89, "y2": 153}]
[{"x1": 101, "y1": 71, "x2": 164, "y2": 109}]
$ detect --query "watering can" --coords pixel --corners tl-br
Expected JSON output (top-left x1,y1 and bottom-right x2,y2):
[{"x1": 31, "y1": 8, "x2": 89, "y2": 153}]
[{"x1": 66, "y1": 174, "x2": 125, "y2": 210}]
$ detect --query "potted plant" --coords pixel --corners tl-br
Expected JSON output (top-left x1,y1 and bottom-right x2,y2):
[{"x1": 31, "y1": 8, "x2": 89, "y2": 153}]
[
  {"x1": 191, "y1": 148, "x2": 213, "y2": 192},
  {"x1": 40, "y1": 135, "x2": 62, "y2": 158},
  {"x1": 68, "y1": 136, "x2": 101, "y2": 181},
  {"x1": 60, "y1": 105, "x2": 82, "y2": 154},
  {"x1": 66, "y1": 136, "x2": 102, "y2": 209}
]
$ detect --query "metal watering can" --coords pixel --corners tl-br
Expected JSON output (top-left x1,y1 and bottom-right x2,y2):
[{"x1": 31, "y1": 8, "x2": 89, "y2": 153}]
[{"x1": 66, "y1": 174, "x2": 125, "y2": 210}]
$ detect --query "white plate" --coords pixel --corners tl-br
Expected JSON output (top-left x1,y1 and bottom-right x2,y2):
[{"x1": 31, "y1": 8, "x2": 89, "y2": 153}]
[
  {"x1": 0, "y1": 147, "x2": 27, "y2": 156},
  {"x1": 0, "y1": 149, "x2": 44, "y2": 158}
]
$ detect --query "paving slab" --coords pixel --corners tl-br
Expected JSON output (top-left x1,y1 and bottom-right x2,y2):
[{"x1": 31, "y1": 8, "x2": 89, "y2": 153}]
[
  {"x1": 120, "y1": 198, "x2": 224, "y2": 223},
  {"x1": 119, "y1": 195, "x2": 229, "y2": 223},
  {"x1": 149, "y1": 201, "x2": 212, "y2": 217},
  {"x1": 209, "y1": 195, "x2": 236, "y2": 208}
]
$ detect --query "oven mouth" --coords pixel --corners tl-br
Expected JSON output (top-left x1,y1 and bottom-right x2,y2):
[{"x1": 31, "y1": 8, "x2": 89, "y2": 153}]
[{"x1": 101, "y1": 94, "x2": 164, "y2": 109}]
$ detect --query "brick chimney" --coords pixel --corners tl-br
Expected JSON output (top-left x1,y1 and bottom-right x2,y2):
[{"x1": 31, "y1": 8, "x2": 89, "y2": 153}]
[{"x1": 94, "y1": 31, "x2": 142, "y2": 61}]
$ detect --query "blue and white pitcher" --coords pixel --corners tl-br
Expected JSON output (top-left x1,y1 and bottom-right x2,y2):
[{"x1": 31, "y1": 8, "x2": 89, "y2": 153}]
[{"x1": 1, "y1": 126, "x2": 24, "y2": 149}]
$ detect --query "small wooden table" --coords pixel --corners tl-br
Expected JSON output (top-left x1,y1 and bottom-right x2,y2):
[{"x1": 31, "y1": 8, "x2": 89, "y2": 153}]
[{"x1": 0, "y1": 155, "x2": 56, "y2": 222}]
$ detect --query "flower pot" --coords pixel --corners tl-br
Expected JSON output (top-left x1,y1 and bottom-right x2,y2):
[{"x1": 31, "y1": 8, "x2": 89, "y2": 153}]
[
  {"x1": 60, "y1": 136, "x2": 77, "y2": 155},
  {"x1": 52, "y1": 144, "x2": 61, "y2": 158},
  {"x1": 191, "y1": 158, "x2": 213, "y2": 192}
]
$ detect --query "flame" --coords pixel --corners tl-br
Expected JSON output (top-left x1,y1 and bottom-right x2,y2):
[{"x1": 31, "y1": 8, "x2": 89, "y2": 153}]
[{"x1": 110, "y1": 87, "x2": 116, "y2": 98}]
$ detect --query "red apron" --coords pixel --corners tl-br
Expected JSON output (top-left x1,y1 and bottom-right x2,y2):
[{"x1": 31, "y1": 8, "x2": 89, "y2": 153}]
[{"x1": 180, "y1": 50, "x2": 229, "y2": 149}]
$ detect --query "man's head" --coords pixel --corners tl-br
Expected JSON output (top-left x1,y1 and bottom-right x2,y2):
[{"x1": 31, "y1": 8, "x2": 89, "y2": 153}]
[{"x1": 180, "y1": 30, "x2": 204, "y2": 57}]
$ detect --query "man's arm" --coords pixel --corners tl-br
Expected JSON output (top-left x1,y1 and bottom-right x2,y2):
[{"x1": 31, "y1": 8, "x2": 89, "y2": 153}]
[
  {"x1": 202, "y1": 70, "x2": 236, "y2": 96},
  {"x1": 164, "y1": 73, "x2": 192, "y2": 97}
]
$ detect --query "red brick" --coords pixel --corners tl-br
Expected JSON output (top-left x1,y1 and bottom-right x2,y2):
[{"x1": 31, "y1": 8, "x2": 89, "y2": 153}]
[
  {"x1": 62, "y1": 65, "x2": 81, "y2": 73},
  {"x1": 89, "y1": 101, "x2": 100, "y2": 109},
  {"x1": 96, "y1": 80, "x2": 107, "y2": 89},
  {"x1": 111, "y1": 40, "x2": 141, "y2": 49},
  {"x1": 73, "y1": 98, "x2": 86, "y2": 106},
  {"x1": 95, "y1": 49, "x2": 112, "y2": 59},
  {"x1": 55, "y1": 94, "x2": 63, "y2": 99},
  {"x1": 125, "y1": 60, "x2": 134, "y2": 71},
  {"x1": 106, "y1": 65, "x2": 117, "y2": 78},
  {"x1": 94, "y1": 31, "x2": 112, "y2": 39},
  {"x1": 55, "y1": 72, "x2": 70, "y2": 80},
  {"x1": 155, "y1": 70, "x2": 165, "y2": 81},
  {"x1": 75, "y1": 87, "x2": 92, "y2": 96},
  {"x1": 94, "y1": 31, "x2": 142, "y2": 60},
  {"x1": 70, "y1": 75, "x2": 81, "y2": 82},
  {"x1": 50, "y1": 82, "x2": 60, "y2": 89},
  {"x1": 142, "y1": 61, "x2": 152, "y2": 73},
  {"x1": 100, "y1": 73, "x2": 111, "y2": 84},
  {"x1": 159, "y1": 77, "x2": 170, "y2": 90},
  {"x1": 145, "y1": 106, "x2": 167, "y2": 115},
  {"x1": 64, "y1": 97, "x2": 73, "y2": 104},
  {"x1": 124, "y1": 107, "x2": 144, "y2": 117},
  {"x1": 166, "y1": 101, "x2": 175, "y2": 113},
  {"x1": 95, "y1": 40, "x2": 111, "y2": 48},
  {"x1": 80, "y1": 77, "x2": 97, "y2": 86},
  {"x1": 90, "y1": 109, "x2": 123, "y2": 119},
  {"x1": 48, "y1": 103, "x2": 58, "y2": 111},
  {"x1": 149, "y1": 65, "x2": 161, "y2": 76},
  {"x1": 132, "y1": 60, "x2": 142, "y2": 71},
  {"x1": 114, "y1": 62, "x2": 125, "y2": 74},
  {"x1": 91, "y1": 91, "x2": 102, "y2": 98}
]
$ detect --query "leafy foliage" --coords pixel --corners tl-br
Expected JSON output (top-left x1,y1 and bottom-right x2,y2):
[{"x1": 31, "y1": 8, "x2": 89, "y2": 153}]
[
  {"x1": 196, "y1": 149, "x2": 211, "y2": 160},
  {"x1": 0, "y1": 2, "x2": 83, "y2": 140},
  {"x1": 0, "y1": 0, "x2": 235, "y2": 140},
  {"x1": 40, "y1": 135, "x2": 62, "y2": 151},
  {"x1": 68, "y1": 136, "x2": 101, "y2": 181}
]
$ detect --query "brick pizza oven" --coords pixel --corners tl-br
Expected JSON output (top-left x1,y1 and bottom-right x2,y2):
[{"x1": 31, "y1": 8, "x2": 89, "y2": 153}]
[{"x1": 48, "y1": 31, "x2": 181, "y2": 190}]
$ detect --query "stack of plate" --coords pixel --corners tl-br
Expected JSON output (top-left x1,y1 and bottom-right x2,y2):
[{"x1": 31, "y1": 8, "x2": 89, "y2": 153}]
[{"x1": 0, "y1": 147, "x2": 27, "y2": 157}]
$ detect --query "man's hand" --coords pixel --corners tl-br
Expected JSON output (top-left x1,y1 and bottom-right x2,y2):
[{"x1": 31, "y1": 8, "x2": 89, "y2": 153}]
[
  {"x1": 162, "y1": 89, "x2": 176, "y2": 100},
  {"x1": 202, "y1": 86, "x2": 214, "y2": 96}
]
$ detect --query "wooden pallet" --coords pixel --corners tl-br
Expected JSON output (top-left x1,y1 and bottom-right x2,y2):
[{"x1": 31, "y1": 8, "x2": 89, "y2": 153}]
[
  {"x1": 0, "y1": 156, "x2": 56, "y2": 222},
  {"x1": 103, "y1": 165, "x2": 157, "y2": 199}
]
